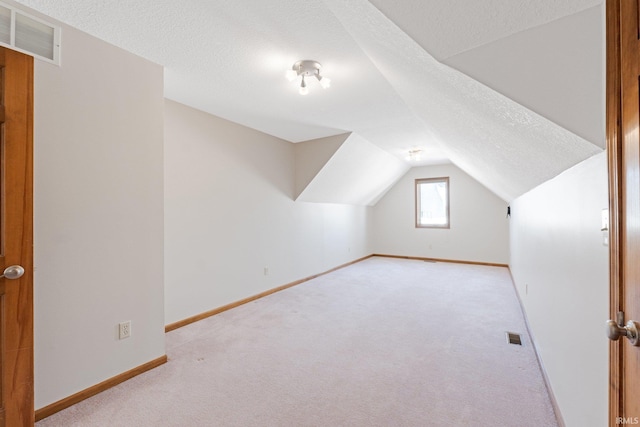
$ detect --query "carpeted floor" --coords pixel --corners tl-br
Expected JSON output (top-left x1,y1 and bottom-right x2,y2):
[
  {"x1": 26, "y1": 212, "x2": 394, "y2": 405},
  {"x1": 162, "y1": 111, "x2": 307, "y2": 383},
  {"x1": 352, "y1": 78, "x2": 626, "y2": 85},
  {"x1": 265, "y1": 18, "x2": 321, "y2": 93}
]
[{"x1": 36, "y1": 256, "x2": 558, "y2": 426}]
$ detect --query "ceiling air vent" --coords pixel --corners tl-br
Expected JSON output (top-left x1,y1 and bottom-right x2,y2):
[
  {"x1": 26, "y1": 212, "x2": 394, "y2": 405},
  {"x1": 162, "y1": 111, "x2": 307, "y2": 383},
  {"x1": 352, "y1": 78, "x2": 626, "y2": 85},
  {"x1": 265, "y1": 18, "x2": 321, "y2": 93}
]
[
  {"x1": 0, "y1": 2, "x2": 60, "y2": 64},
  {"x1": 506, "y1": 332, "x2": 522, "y2": 345}
]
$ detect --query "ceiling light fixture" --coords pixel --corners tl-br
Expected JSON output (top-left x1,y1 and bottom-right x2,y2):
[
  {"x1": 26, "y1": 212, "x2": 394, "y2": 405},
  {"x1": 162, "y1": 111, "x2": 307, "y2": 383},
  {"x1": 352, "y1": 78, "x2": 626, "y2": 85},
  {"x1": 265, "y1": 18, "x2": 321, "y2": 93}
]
[
  {"x1": 407, "y1": 149, "x2": 423, "y2": 162},
  {"x1": 286, "y1": 60, "x2": 331, "y2": 95}
]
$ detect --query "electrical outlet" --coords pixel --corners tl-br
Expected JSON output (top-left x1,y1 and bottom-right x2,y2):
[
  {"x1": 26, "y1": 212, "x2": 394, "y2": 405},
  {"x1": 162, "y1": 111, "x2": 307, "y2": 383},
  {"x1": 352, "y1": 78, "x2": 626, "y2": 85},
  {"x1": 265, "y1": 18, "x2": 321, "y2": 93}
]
[
  {"x1": 119, "y1": 321, "x2": 131, "y2": 340},
  {"x1": 264, "y1": 267, "x2": 269, "y2": 276}
]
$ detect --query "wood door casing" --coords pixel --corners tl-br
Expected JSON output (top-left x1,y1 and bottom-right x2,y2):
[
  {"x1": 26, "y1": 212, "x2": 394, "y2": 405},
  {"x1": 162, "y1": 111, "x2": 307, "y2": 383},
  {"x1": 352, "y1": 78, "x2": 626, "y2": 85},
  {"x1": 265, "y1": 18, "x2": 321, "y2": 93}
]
[
  {"x1": 0, "y1": 46, "x2": 34, "y2": 426},
  {"x1": 608, "y1": 0, "x2": 640, "y2": 424},
  {"x1": 607, "y1": 0, "x2": 623, "y2": 422}
]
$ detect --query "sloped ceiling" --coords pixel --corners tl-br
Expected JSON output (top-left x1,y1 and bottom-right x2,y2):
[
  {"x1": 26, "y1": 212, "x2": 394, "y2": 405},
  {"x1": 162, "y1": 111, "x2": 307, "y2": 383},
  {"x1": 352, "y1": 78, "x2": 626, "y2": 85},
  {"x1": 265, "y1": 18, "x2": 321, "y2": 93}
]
[
  {"x1": 295, "y1": 133, "x2": 409, "y2": 206},
  {"x1": 11, "y1": 0, "x2": 605, "y2": 203},
  {"x1": 443, "y1": 5, "x2": 605, "y2": 148},
  {"x1": 294, "y1": 134, "x2": 348, "y2": 199},
  {"x1": 368, "y1": 0, "x2": 602, "y2": 61},
  {"x1": 322, "y1": 0, "x2": 602, "y2": 201}
]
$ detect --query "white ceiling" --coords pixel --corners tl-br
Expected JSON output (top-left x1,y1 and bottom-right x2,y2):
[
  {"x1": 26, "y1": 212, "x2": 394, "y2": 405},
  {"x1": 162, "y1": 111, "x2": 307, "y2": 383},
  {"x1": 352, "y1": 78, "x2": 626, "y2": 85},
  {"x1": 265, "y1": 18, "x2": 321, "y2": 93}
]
[
  {"x1": 443, "y1": 4, "x2": 605, "y2": 148},
  {"x1": 12, "y1": 0, "x2": 605, "y2": 201},
  {"x1": 296, "y1": 133, "x2": 409, "y2": 206},
  {"x1": 369, "y1": 0, "x2": 602, "y2": 60},
  {"x1": 323, "y1": 0, "x2": 603, "y2": 201}
]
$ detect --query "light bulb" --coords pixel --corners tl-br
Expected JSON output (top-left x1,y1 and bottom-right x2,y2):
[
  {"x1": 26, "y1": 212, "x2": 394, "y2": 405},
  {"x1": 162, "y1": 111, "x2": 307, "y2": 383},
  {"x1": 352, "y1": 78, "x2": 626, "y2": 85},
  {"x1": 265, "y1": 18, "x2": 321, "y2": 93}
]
[
  {"x1": 285, "y1": 69, "x2": 298, "y2": 82},
  {"x1": 299, "y1": 76, "x2": 308, "y2": 95},
  {"x1": 319, "y1": 76, "x2": 331, "y2": 89}
]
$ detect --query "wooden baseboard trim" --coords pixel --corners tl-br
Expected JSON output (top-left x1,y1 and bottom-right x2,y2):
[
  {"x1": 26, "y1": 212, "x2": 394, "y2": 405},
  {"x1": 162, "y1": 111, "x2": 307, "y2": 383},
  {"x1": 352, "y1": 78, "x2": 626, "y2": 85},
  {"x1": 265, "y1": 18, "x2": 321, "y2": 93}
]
[
  {"x1": 35, "y1": 355, "x2": 168, "y2": 422},
  {"x1": 165, "y1": 254, "x2": 374, "y2": 333},
  {"x1": 373, "y1": 253, "x2": 508, "y2": 268},
  {"x1": 508, "y1": 269, "x2": 565, "y2": 427}
]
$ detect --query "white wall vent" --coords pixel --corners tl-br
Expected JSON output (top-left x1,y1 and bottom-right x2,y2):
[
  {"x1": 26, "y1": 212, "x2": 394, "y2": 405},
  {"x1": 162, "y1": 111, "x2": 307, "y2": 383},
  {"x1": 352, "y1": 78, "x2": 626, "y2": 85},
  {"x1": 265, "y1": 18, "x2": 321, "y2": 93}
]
[{"x1": 0, "y1": 2, "x2": 60, "y2": 65}]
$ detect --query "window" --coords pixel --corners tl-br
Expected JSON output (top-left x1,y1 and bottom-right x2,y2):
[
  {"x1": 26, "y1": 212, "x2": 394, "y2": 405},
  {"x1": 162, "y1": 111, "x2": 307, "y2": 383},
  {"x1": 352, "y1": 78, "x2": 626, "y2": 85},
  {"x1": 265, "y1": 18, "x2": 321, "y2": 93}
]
[{"x1": 415, "y1": 177, "x2": 449, "y2": 228}]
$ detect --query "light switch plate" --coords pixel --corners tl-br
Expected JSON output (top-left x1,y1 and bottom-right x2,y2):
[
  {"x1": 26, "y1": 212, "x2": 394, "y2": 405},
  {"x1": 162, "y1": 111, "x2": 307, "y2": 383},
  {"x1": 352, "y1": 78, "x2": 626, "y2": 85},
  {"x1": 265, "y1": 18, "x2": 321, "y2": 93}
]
[{"x1": 602, "y1": 208, "x2": 609, "y2": 231}]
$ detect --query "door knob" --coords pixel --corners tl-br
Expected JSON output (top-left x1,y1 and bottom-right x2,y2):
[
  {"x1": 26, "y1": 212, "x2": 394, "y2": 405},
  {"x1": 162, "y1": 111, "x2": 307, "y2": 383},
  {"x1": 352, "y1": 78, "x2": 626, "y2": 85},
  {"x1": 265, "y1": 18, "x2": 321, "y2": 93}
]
[
  {"x1": 607, "y1": 319, "x2": 640, "y2": 346},
  {"x1": 0, "y1": 265, "x2": 24, "y2": 280}
]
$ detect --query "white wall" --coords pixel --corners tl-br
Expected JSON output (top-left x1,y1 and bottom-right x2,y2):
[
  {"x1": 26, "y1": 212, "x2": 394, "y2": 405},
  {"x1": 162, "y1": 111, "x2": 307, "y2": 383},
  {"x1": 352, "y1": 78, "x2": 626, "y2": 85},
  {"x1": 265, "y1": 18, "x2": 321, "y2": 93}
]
[
  {"x1": 30, "y1": 7, "x2": 165, "y2": 409},
  {"x1": 164, "y1": 100, "x2": 373, "y2": 325},
  {"x1": 373, "y1": 163, "x2": 509, "y2": 264},
  {"x1": 509, "y1": 152, "x2": 608, "y2": 427}
]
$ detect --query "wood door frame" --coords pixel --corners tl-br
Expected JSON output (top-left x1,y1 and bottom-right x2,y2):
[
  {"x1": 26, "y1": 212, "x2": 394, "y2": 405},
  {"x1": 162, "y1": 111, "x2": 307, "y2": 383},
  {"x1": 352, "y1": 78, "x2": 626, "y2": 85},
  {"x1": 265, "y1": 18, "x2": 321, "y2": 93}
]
[{"x1": 607, "y1": 0, "x2": 625, "y2": 422}]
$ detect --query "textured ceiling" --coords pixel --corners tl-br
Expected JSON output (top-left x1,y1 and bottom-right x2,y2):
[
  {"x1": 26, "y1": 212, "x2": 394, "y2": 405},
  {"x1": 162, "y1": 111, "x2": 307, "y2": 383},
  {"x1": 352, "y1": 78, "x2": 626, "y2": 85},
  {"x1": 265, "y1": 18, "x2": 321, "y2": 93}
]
[
  {"x1": 323, "y1": 0, "x2": 602, "y2": 201},
  {"x1": 443, "y1": 5, "x2": 605, "y2": 149},
  {"x1": 11, "y1": 0, "x2": 450, "y2": 166},
  {"x1": 11, "y1": 0, "x2": 605, "y2": 201},
  {"x1": 369, "y1": 0, "x2": 603, "y2": 60}
]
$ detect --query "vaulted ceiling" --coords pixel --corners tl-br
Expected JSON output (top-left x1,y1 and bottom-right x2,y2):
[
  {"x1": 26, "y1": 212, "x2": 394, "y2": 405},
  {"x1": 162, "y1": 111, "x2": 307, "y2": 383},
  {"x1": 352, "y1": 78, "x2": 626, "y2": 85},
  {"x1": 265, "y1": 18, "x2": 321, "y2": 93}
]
[{"x1": 13, "y1": 0, "x2": 605, "y2": 202}]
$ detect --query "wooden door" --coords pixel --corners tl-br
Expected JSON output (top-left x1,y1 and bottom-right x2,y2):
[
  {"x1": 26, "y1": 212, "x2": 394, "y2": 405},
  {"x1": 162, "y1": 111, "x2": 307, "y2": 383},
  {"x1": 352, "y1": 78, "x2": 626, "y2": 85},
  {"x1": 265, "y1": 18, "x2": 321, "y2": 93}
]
[
  {"x1": 0, "y1": 47, "x2": 34, "y2": 426},
  {"x1": 608, "y1": 0, "x2": 640, "y2": 424}
]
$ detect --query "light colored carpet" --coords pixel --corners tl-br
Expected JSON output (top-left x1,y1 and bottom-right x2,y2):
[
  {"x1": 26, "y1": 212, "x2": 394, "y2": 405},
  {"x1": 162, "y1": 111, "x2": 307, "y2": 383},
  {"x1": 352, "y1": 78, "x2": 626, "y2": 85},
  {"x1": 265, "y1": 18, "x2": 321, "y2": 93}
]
[{"x1": 36, "y1": 256, "x2": 558, "y2": 426}]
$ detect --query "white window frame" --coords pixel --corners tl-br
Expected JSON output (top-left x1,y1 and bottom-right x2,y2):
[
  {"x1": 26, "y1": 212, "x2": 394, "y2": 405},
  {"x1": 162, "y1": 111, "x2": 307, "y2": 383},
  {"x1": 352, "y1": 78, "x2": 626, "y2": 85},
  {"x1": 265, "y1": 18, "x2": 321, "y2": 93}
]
[{"x1": 415, "y1": 177, "x2": 450, "y2": 229}]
